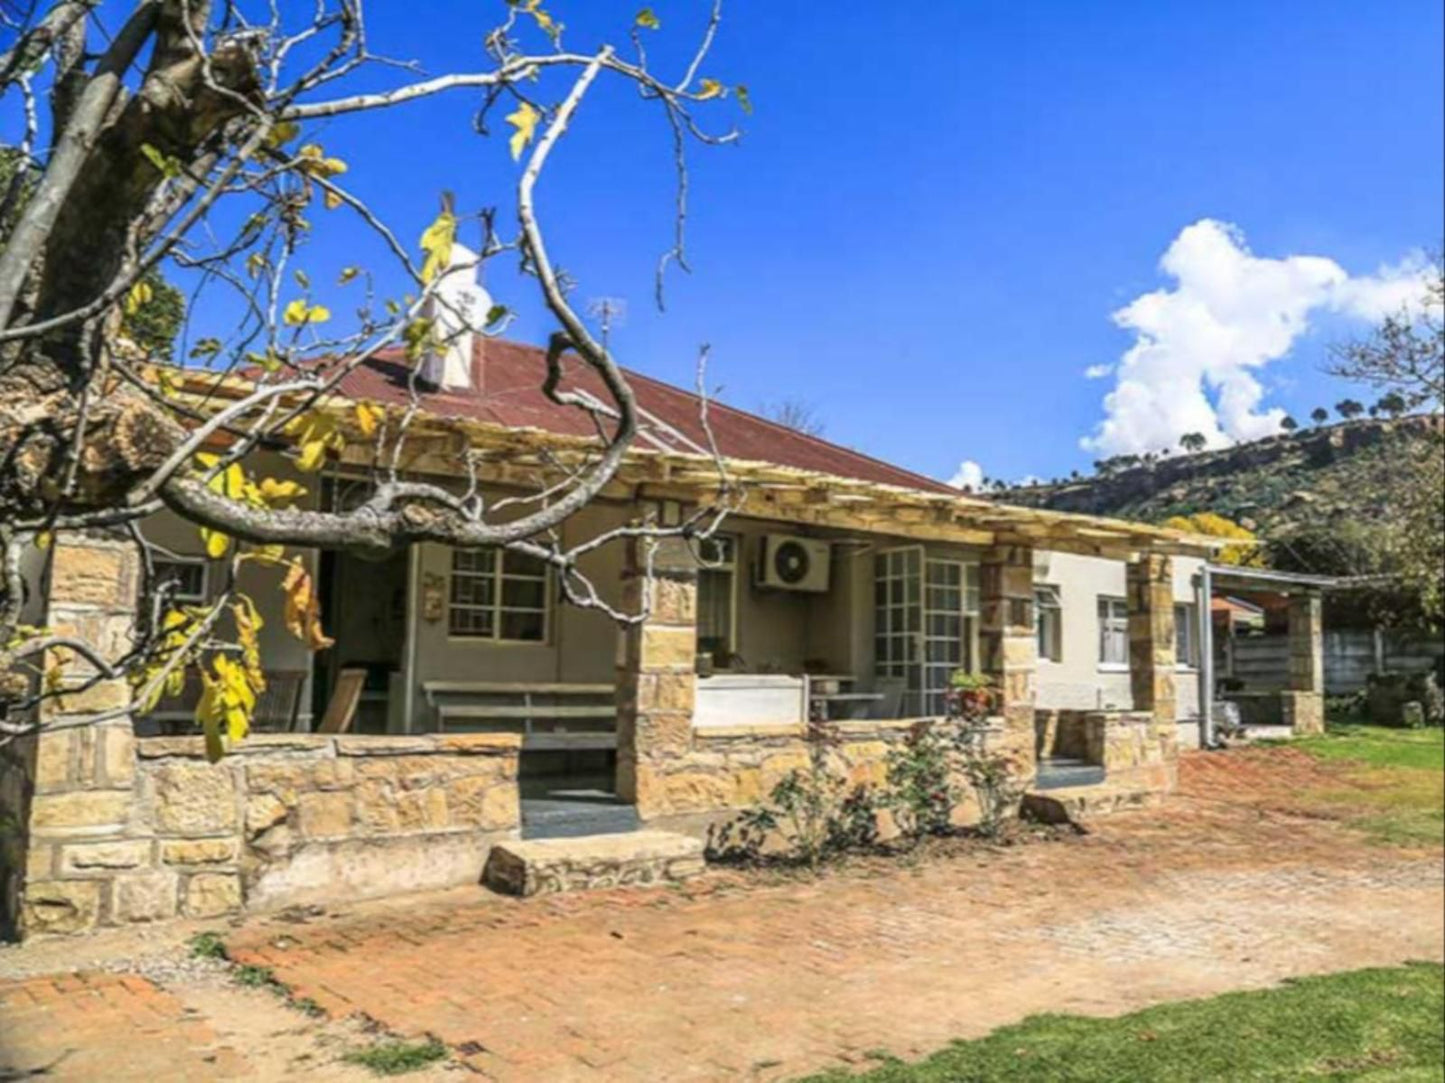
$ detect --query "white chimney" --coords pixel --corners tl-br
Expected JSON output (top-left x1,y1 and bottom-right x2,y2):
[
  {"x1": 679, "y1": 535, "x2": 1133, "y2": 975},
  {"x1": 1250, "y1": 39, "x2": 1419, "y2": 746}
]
[{"x1": 419, "y1": 242, "x2": 491, "y2": 391}]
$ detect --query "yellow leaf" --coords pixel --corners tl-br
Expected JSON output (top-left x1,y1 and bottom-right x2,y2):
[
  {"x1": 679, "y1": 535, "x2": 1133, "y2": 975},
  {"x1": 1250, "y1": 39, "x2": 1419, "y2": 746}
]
[
  {"x1": 257, "y1": 478, "x2": 306, "y2": 505},
  {"x1": 282, "y1": 299, "x2": 330, "y2": 326},
  {"x1": 506, "y1": 101, "x2": 541, "y2": 162},
  {"x1": 124, "y1": 280, "x2": 153, "y2": 316},
  {"x1": 338, "y1": 266, "x2": 360, "y2": 285},
  {"x1": 635, "y1": 7, "x2": 660, "y2": 29},
  {"x1": 354, "y1": 402, "x2": 383, "y2": 438},
  {"x1": 35, "y1": 531, "x2": 52, "y2": 551},
  {"x1": 419, "y1": 210, "x2": 457, "y2": 284},
  {"x1": 695, "y1": 78, "x2": 725, "y2": 101},
  {"x1": 296, "y1": 439, "x2": 328, "y2": 473},
  {"x1": 323, "y1": 188, "x2": 343, "y2": 210},
  {"x1": 201, "y1": 527, "x2": 231, "y2": 559},
  {"x1": 281, "y1": 561, "x2": 334, "y2": 650},
  {"x1": 266, "y1": 120, "x2": 300, "y2": 147}
]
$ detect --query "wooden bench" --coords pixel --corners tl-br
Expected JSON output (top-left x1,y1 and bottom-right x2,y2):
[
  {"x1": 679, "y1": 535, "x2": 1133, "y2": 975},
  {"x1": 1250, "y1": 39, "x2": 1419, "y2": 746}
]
[{"x1": 421, "y1": 681, "x2": 617, "y2": 751}]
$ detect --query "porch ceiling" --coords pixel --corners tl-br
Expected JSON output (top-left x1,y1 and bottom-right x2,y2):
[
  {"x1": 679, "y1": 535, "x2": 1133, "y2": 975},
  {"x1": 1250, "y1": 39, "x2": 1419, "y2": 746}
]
[{"x1": 156, "y1": 366, "x2": 1221, "y2": 560}]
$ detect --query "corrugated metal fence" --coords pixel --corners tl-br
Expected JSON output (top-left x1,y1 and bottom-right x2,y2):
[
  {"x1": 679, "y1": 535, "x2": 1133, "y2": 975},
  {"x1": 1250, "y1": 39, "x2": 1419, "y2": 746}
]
[{"x1": 1222, "y1": 630, "x2": 1445, "y2": 694}]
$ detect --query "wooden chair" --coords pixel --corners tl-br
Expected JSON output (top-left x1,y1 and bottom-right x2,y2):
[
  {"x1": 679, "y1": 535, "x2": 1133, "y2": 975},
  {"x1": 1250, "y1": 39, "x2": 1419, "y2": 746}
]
[
  {"x1": 252, "y1": 669, "x2": 308, "y2": 733},
  {"x1": 316, "y1": 669, "x2": 367, "y2": 734}
]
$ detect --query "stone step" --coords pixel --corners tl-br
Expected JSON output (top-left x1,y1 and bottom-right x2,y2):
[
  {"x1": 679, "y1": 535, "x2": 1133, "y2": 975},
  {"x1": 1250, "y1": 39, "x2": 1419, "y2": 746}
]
[
  {"x1": 1023, "y1": 784, "x2": 1166, "y2": 825},
  {"x1": 482, "y1": 830, "x2": 706, "y2": 897}
]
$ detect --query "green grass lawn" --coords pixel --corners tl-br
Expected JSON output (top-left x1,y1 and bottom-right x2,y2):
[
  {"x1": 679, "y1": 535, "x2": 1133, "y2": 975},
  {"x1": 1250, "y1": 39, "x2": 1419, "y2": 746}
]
[
  {"x1": 1290, "y1": 725, "x2": 1444, "y2": 847},
  {"x1": 804, "y1": 963, "x2": 1444, "y2": 1082}
]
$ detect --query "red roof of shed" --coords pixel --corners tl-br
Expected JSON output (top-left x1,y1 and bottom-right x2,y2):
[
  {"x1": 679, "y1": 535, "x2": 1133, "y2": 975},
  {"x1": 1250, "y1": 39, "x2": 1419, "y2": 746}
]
[{"x1": 332, "y1": 338, "x2": 954, "y2": 494}]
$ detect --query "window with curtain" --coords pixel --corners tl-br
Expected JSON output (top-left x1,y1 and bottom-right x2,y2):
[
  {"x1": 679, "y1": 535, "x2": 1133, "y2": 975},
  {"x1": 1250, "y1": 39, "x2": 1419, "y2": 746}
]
[
  {"x1": 1097, "y1": 596, "x2": 1129, "y2": 666},
  {"x1": 696, "y1": 535, "x2": 737, "y2": 666},
  {"x1": 1035, "y1": 585, "x2": 1062, "y2": 662},
  {"x1": 1174, "y1": 602, "x2": 1197, "y2": 667},
  {"x1": 449, "y1": 547, "x2": 549, "y2": 641}
]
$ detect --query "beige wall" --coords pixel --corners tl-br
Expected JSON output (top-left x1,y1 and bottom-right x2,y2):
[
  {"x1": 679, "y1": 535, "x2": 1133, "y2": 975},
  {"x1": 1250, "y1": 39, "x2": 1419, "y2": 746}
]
[{"x1": 1034, "y1": 550, "x2": 1204, "y2": 721}]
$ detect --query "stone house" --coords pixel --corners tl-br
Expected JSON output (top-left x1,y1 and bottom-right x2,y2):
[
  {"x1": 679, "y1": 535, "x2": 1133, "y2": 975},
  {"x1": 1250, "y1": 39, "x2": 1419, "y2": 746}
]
[{"x1": 0, "y1": 322, "x2": 1329, "y2": 939}]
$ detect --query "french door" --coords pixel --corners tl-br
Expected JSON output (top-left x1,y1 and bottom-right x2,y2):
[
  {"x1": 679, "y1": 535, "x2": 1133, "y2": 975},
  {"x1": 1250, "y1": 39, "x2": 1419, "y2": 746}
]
[{"x1": 875, "y1": 547, "x2": 980, "y2": 716}]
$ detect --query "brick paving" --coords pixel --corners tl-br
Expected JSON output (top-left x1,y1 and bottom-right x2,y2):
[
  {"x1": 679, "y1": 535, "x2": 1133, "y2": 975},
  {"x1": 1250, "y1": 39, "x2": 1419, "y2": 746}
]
[
  {"x1": 4, "y1": 748, "x2": 1442, "y2": 1082},
  {"x1": 220, "y1": 751, "x2": 1445, "y2": 1081},
  {"x1": 0, "y1": 971, "x2": 252, "y2": 1079}
]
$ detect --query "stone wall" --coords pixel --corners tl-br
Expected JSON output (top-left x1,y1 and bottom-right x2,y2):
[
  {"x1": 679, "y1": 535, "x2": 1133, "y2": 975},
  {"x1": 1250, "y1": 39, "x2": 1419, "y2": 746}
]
[{"x1": 19, "y1": 732, "x2": 519, "y2": 937}]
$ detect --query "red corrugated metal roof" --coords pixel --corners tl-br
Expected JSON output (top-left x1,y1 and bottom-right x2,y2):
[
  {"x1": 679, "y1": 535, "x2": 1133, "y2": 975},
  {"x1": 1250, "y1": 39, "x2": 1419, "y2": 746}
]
[{"x1": 331, "y1": 338, "x2": 955, "y2": 493}]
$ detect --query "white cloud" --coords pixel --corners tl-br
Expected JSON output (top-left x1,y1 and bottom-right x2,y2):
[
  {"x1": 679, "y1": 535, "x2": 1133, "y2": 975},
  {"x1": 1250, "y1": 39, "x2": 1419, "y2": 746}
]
[
  {"x1": 1082, "y1": 220, "x2": 1430, "y2": 456},
  {"x1": 1084, "y1": 364, "x2": 1113, "y2": 380},
  {"x1": 948, "y1": 459, "x2": 985, "y2": 491}
]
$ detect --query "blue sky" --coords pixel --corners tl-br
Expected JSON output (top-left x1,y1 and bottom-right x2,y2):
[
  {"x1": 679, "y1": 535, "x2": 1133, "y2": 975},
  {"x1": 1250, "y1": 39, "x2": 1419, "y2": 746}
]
[{"x1": 87, "y1": 2, "x2": 1445, "y2": 484}]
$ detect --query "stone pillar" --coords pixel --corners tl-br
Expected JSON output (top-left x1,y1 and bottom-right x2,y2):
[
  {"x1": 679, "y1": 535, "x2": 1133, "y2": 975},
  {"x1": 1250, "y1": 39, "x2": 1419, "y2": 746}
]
[
  {"x1": 15, "y1": 532, "x2": 170, "y2": 936},
  {"x1": 1283, "y1": 591, "x2": 1325, "y2": 735},
  {"x1": 615, "y1": 538, "x2": 698, "y2": 820},
  {"x1": 1127, "y1": 553, "x2": 1176, "y2": 725},
  {"x1": 978, "y1": 545, "x2": 1037, "y2": 776}
]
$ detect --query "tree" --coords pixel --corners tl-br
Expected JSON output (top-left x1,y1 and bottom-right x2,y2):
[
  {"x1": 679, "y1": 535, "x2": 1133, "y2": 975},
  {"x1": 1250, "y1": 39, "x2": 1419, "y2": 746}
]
[
  {"x1": 1335, "y1": 398, "x2": 1364, "y2": 420},
  {"x1": 1161, "y1": 512, "x2": 1264, "y2": 568},
  {"x1": 1329, "y1": 251, "x2": 1443, "y2": 412},
  {"x1": 1374, "y1": 392, "x2": 1408, "y2": 418},
  {"x1": 1310, "y1": 407, "x2": 1329, "y2": 426},
  {"x1": 1179, "y1": 432, "x2": 1207, "y2": 454},
  {"x1": 1279, "y1": 415, "x2": 1299, "y2": 432},
  {"x1": 761, "y1": 398, "x2": 825, "y2": 438},
  {"x1": 1327, "y1": 255, "x2": 1444, "y2": 626},
  {"x1": 0, "y1": 2, "x2": 744, "y2": 747}
]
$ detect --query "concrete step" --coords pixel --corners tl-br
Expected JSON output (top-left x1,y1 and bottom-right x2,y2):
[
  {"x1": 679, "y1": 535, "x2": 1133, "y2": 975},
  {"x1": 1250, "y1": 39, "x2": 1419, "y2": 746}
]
[
  {"x1": 483, "y1": 830, "x2": 706, "y2": 897},
  {"x1": 521, "y1": 793, "x2": 641, "y2": 840},
  {"x1": 1034, "y1": 758, "x2": 1107, "y2": 790}
]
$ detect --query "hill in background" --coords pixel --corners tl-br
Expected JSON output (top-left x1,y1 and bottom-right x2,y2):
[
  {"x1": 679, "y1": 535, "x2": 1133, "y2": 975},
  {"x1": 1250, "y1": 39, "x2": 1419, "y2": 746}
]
[{"x1": 1003, "y1": 416, "x2": 1441, "y2": 545}]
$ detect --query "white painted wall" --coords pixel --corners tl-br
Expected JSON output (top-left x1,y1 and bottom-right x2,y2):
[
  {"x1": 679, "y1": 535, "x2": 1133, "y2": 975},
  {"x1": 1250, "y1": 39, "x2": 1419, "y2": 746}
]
[{"x1": 1033, "y1": 550, "x2": 1203, "y2": 721}]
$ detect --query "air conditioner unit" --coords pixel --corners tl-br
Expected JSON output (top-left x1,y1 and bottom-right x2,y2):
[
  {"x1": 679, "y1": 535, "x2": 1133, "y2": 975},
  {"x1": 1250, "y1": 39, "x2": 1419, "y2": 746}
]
[{"x1": 757, "y1": 535, "x2": 831, "y2": 592}]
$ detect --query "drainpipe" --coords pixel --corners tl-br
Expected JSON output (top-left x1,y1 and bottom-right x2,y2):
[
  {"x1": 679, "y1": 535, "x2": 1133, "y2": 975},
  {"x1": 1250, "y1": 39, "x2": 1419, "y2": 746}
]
[{"x1": 1197, "y1": 565, "x2": 1214, "y2": 748}]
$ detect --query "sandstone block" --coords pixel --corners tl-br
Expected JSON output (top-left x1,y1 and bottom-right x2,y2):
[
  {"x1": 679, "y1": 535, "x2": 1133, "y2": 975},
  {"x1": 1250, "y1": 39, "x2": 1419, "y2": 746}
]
[
  {"x1": 184, "y1": 872, "x2": 242, "y2": 918},
  {"x1": 34, "y1": 731, "x2": 75, "y2": 792},
  {"x1": 483, "y1": 830, "x2": 705, "y2": 897},
  {"x1": 245, "y1": 793, "x2": 289, "y2": 835},
  {"x1": 115, "y1": 872, "x2": 178, "y2": 922},
  {"x1": 638, "y1": 672, "x2": 695, "y2": 714},
  {"x1": 296, "y1": 790, "x2": 353, "y2": 838},
  {"x1": 446, "y1": 776, "x2": 516, "y2": 830},
  {"x1": 152, "y1": 763, "x2": 237, "y2": 834},
  {"x1": 161, "y1": 838, "x2": 237, "y2": 865},
  {"x1": 99, "y1": 725, "x2": 136, "y2": 786},
  {"x1": 49, "y1": 544, "x2": 128, "y2": 607},
  {"x1": 639, "y1": 626, "x2": 695, "y2": 670},
  {"x1": 30, "y1": 790, "x2": 130, "y2": 831},
  {"x1": 50, "y1": 679, "x2": 130, "y2": 716},
  {"x1": 355, "y1": 780, "x2": 401, "y2": 834},
  {"x1": 58, "y1": 839, "x2": 150, "y2": 873},
  {"x1": 22, "y1": 879, "x2": 102, "y2": 936},
  {"x1": 650, "y1": 576, "x2": 697, "y2": 624}
]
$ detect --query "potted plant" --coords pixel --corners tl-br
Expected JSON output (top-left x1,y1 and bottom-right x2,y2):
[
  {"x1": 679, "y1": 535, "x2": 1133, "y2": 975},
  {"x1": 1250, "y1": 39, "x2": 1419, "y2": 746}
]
[{"x1": 945, "y1": 670, "x2": 996, "y2": 722}]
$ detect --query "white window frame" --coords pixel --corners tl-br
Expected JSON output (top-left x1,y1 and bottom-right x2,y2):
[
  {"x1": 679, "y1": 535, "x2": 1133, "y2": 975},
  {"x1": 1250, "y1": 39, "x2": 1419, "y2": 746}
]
[
  {"x1": 874, "y1": 547, "x2": 980, "y2": 717},
  {"x1": 696, "y1": 534, "x2": 739, "y2": 664},
  {"x1": 1035, "y1": 585, "x2": 1063, "y2": 663},
  {"x1": 448, "y1": 547, "x2": 550, "y2": 643},
  {"x1": 153, "y1": 555, "x2": 209, "y2": 603},
  {"x1": 1097, "y1": 596, "x2": 1130, "y2": 670},
  {"x1": 1174, "y1": 602, "x2": 1198, "y2": 669}
]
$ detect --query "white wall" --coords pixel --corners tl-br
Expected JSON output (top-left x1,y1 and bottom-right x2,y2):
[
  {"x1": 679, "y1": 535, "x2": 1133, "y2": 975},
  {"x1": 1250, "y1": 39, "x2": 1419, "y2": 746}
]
[{"x1": 1034, "y1": 551, "x2": 1204, "y2": 721}]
